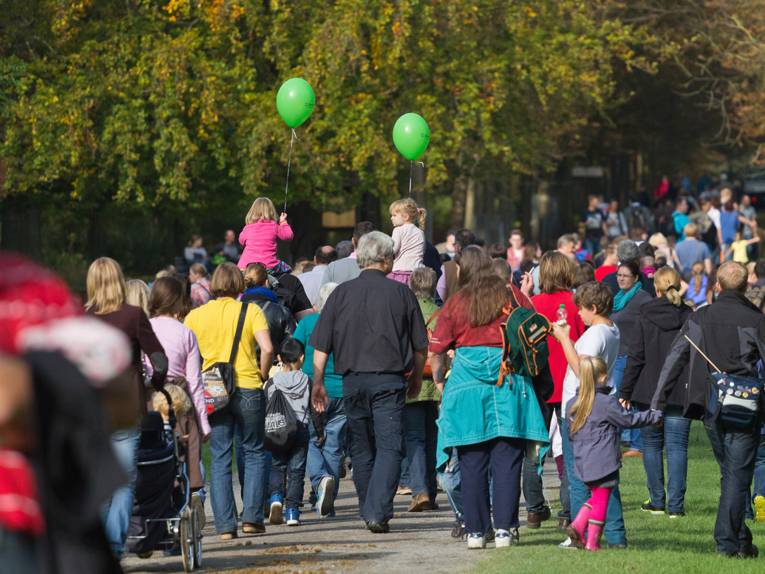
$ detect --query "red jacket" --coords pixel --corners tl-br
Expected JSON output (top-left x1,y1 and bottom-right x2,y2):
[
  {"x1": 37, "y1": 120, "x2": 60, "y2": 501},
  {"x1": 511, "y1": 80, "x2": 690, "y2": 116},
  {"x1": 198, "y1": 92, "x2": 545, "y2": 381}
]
[{"x1": 531, "y1": 291, "x2": 585, "y2": 403}]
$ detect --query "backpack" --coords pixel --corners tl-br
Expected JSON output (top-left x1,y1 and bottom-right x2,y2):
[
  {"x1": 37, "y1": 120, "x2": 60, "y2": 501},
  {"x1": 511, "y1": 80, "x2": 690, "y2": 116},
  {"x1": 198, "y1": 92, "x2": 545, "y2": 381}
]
[
  {"x1": 497, "y1": 305, "x2": 551, "y2": 385},
  {"x1": 263, "y1": 379, "x2": 299, "y2": 453}
]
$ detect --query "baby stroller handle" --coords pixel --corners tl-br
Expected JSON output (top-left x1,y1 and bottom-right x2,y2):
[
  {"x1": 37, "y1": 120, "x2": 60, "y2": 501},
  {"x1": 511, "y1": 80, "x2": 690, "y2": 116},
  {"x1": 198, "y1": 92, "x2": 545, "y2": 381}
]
[{"x1": 157, "y1": 387, "x2": 177, "y2": 429}]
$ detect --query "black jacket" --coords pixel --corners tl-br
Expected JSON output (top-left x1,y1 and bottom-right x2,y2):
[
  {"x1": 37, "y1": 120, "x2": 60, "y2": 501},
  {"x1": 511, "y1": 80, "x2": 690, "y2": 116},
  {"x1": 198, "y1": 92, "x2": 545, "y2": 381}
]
[
  {"x1": 621, "y1": 297, "x2": 692, "y2": 409},
  {"x1": 241, "y1": 288, "x2": 296, "y2": 352},
  {"x1": 651, "y1": 290, "x2": 765, "y2": 419}
]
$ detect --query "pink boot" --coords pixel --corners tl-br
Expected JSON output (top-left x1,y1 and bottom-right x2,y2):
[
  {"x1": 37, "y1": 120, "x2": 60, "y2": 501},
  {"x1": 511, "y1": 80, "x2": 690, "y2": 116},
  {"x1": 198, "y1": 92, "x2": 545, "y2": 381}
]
[
  {"x1": 565, "y1": 503, "x2": 591, "y2": 549},
  {"x1": 584, "y1": 520, "x2": 604, "y2": 552}
]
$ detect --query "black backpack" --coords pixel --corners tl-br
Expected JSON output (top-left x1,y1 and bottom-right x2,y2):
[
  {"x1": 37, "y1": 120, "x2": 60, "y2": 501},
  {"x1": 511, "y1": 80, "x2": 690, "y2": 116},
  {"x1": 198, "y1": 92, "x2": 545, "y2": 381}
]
[{"x1": 263, "y1": 379, "x2": 299, "y2": 453}]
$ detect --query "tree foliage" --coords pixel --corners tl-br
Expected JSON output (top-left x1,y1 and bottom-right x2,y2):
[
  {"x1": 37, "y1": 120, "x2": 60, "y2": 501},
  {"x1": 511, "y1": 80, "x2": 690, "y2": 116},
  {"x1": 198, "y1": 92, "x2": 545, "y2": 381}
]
[{"x1": 1, "y1": 0, "x2": 659, "y2": 214}]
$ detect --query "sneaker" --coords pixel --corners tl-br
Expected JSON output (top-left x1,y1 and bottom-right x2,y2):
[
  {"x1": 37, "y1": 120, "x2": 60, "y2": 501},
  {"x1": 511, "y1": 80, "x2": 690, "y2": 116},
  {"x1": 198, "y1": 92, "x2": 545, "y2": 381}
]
[
  {"x1": 467, "y1": 533, "x2": 486, "y2": 549},
  {"x1": 754, "y1": 496, "x2": 765, "y2": 523},
  {"x1": 558, "y1": 536, "x2": 576, "y2": 549},
  {"x1": 526, "y1": 506, "x2": 551, "y2": 529},
  {"x1": 495, "y1": 528, "x2": 519, "y2": 548},
  {"x1": 285, "y1": 508, "x2": 301, "y2": 526},
  {"x1": 668, "y1": 511, "x2": 686, "y2": 519},
  {"x1": 269, "y1": 494, "x2": 284, "y2": 525},
  {"x1": 640, "y1": 500, "x2": 665, "y2": 515},
  {"x1": 242, "y1": 522, "x2": 265, "y2": 534},
  {"x1": 317, "y1": 476, "x2": 336, "y2": 517}
]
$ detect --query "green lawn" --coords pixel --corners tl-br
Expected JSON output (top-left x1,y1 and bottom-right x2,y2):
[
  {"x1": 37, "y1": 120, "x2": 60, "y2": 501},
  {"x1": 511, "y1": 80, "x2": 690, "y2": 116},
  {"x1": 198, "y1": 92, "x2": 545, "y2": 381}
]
[{"x1": 478, "y1": 422, "x2": 765, "y2": 573}]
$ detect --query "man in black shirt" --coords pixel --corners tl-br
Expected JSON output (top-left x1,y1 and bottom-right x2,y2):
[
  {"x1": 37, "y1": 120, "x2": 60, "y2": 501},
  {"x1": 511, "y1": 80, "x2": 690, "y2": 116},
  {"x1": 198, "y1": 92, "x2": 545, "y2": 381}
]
[{"x1": 310, "y1": 231, "x2": 428, "y2": 533}]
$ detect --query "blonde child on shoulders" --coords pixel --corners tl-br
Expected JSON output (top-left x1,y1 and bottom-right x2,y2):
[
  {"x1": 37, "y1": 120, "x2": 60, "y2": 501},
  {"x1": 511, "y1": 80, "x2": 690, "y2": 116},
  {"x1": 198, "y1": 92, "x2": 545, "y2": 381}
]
[
  {"x1": 388, "y1": 198, "x2": 426, "y2": 285},
  {"x1": 237, "y1": 197, "x2": 294, "y2": 273}
]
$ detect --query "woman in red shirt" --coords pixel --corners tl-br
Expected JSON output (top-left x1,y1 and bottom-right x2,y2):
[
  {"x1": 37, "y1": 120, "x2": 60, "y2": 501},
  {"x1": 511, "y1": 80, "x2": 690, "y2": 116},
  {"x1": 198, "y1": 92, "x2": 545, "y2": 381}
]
[{"x1": 529, "y1": 251, "x2": 585, "y2": 528}]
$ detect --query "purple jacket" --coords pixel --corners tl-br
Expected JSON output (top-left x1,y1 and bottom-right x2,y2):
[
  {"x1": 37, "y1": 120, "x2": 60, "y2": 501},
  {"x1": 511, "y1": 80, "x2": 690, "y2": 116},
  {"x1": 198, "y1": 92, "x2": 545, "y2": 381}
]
[{"x1": 566, "y1": 387, "x2": 661, "y2": 483}]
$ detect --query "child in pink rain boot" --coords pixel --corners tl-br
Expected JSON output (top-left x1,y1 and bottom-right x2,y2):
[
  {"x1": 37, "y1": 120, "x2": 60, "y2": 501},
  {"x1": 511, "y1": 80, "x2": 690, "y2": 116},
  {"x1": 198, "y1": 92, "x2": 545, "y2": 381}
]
[{"x1": 565, "y1": 356, "x2": 662, "y2": 551}]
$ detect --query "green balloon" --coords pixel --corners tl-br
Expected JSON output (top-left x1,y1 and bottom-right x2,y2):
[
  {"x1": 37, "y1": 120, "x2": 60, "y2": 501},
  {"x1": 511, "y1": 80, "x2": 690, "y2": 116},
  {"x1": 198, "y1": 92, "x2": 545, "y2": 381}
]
[
  {"x1": 392, "y1": 113, "x2": 430, "y2": 160},
  {"x1": 276, "y1": 77, "x2": 315, "y2": 128}
]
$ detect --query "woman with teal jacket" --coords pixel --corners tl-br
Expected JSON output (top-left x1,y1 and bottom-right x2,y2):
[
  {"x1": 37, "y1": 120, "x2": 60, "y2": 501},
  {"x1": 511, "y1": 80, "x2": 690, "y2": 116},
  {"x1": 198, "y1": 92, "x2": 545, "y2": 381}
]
[{"x1": 430, "y1": 247, "x2": 549, "y2": 550}]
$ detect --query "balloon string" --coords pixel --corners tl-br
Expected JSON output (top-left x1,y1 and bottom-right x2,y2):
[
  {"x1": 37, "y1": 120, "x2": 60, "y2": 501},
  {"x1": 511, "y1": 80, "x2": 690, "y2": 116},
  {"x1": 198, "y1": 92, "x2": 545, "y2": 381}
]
[
  {"x1": 283, "y1": 128, "x2": 297, "y2": 212},
  {"x1": 408, "y1": 160, "x2": 413, "y2": 196}
]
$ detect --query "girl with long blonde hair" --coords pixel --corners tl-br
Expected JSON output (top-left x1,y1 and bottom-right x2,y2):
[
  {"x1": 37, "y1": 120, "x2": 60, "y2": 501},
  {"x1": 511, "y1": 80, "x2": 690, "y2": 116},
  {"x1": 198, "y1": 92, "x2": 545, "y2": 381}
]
[{"x1": 565, "y1": 356, "x2": 660, "y2": 551}]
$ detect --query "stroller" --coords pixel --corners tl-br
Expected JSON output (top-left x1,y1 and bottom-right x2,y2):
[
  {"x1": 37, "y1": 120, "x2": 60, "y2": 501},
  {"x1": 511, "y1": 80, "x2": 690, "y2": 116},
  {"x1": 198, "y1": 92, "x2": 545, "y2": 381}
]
[{"x1": 126, "y1": 388, "x2": 204, "y2": 572}]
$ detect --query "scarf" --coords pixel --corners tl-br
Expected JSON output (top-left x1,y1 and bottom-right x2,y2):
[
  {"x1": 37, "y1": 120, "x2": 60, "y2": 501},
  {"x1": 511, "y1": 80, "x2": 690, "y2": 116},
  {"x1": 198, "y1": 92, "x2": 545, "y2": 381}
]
[{"x1": 613, "y1": 281, "x2": 641, "y2": 312}]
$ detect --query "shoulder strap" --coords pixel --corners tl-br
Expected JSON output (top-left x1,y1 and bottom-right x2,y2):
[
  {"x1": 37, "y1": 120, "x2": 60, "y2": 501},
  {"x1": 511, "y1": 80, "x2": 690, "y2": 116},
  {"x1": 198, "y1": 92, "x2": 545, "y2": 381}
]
[{"x1": 228, "y1": 302, "x2": 249, "y2": 365}]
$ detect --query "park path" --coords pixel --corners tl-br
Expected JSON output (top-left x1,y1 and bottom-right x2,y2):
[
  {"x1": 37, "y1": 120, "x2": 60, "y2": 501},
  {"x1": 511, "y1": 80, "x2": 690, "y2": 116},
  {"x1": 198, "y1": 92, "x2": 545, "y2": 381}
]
[{"x1": 123, "y1": 462, "x2": 561, "y2": 574}]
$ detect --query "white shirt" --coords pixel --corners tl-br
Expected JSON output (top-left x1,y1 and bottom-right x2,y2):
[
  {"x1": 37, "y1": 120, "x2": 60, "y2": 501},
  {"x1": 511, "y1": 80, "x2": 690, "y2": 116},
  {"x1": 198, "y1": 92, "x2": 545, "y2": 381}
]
[
  {"x1": 391, "y1": 223, "x2": 425, "y2": 272},
  {"x1": 298, "y1": 264, "x2": 328, "y2": 307},
  {"x1": 561, "y1": 322, "x2": 621, "y2": 417}
]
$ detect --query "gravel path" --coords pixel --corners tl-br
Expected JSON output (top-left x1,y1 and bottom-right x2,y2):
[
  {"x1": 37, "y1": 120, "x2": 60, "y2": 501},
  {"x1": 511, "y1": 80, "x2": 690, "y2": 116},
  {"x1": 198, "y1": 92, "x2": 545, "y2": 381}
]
[{"x1": 123, "y1": 462, "x2": 561, "y2": 573}]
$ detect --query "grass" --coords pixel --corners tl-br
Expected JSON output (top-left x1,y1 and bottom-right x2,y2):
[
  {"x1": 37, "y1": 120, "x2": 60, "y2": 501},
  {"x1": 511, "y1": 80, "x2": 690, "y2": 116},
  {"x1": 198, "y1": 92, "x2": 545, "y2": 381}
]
[{"x1": 478, "y1": 422, "x2": 765, "y2": 574}]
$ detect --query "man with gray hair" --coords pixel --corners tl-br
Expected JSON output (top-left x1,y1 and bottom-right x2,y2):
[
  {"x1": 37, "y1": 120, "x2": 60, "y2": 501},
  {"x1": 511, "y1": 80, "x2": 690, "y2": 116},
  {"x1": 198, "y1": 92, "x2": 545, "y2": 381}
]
[
  {"x1": 601, "y1": 239, "x2": 656, "y2": 296},
  {"x1": 310, "y1": 231, "x2": 429, "y2": 533}
]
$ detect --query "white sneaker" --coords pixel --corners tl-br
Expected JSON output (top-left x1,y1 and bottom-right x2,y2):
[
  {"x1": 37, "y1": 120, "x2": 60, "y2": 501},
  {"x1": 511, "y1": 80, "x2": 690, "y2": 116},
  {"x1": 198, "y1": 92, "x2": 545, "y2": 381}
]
[
  {"x1": 495, "y1": 529, "x2": 511, "y2": 548},
  {"x1": 559, "y1": 536, "x2": 576, "y2": 549},
  {"x1": 317, "y1": 475, "x2": 336, "y2": 517},
  {"x1": 467, "y1": 534, "x2": 486, "y2": 549}
]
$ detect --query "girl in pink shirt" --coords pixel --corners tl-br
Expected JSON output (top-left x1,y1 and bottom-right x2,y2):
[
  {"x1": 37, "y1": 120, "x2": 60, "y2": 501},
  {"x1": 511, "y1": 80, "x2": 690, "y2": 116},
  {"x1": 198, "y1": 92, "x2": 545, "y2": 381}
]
[{"x1": 237, "y1": 197, "x2": 294, "y2": 272}]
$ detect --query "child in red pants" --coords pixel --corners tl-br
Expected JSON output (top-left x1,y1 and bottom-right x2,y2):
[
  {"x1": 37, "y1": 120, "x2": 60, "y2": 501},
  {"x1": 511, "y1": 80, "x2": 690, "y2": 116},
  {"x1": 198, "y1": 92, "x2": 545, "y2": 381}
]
[{"x1": 565, "y1": 356, "x2": 662, "y2": 551}]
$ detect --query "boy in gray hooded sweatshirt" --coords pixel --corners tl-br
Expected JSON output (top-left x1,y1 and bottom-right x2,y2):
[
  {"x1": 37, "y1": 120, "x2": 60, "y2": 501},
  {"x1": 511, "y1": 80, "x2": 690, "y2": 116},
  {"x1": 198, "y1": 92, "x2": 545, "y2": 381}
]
[{"x1": 266, "y1": 338, "x2": 311, "y2": 526}]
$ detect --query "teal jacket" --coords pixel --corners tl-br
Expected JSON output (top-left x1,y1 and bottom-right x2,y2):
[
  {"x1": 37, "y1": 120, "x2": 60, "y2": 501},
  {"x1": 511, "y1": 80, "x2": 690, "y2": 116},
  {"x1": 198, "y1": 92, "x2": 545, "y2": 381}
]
[{"x1": 436, "y1": 346, "x2": 550, "y2": 471}]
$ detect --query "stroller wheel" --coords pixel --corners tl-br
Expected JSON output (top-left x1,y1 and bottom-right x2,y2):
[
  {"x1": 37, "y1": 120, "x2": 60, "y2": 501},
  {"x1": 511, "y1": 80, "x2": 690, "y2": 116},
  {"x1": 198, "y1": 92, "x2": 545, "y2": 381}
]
[
  {"x1": 180, "y1": 512, "x2": 195, "y2": 572},
  {"x1": 191, "y1": 505, "x2": 203, "y2": 568}
]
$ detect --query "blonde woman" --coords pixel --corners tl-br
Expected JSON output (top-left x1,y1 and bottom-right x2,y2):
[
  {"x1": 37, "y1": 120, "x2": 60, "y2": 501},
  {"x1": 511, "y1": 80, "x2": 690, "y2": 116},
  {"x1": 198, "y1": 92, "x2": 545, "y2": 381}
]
[
  {"x1": 237, "y1": 196, "x2": 293, "y2": 272},
  {"x1": 125, "y1": 279, "x2": 150, "y2": 315},
  {"x1": 619, "y1": 266, "x2": 693, "y2": 518},
  {"x1": 85, "y1": 256, "x2": 168, "y2": 559}
]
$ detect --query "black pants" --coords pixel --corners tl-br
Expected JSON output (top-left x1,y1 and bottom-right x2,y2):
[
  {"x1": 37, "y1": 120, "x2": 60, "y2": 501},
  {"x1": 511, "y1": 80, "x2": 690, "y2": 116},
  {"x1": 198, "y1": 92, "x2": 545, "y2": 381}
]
[
  {"x1": 458, "y1": 437, "x2": 525, "y2": 534},
  {"x1": 343, "y1": 372, "x2": 406, "y2": 524},
  {"x1": 705, "y1": 417, "x2": 759, "y2": 554}
]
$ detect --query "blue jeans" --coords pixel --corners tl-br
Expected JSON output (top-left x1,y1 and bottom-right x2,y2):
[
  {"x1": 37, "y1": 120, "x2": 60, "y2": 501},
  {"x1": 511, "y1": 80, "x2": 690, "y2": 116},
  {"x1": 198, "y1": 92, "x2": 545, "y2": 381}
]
[
  {"x1": 640, "y1": 407, "x2": 691, "y2": 513},
  {"x1": 610, "y1": 354, "x2": 641, "y2": 450},
  {"x1": 438, "y1": 448, "x2": 463, "y2": 522},
  {"x1": 560, "y1": 417, "x2": 627, "y2": 546},
  {"x1": 269, "y1": 423, "x2": 309, "y2": 509},
  {"x1": 307, "y1": 397, "x2": 346, "y2": 502},
  {"x1": 103, "y1": 429, "x2": 139, "y2": 557},
  {"x1": 403, "y1": 401, "x2": 438, "y2": 499},
  {"x1": 705, "y1": 417, "x2": 759, "y2": 554},
  {"x1": 209, "y1": 388, "x2": 266, "y2": 533}
]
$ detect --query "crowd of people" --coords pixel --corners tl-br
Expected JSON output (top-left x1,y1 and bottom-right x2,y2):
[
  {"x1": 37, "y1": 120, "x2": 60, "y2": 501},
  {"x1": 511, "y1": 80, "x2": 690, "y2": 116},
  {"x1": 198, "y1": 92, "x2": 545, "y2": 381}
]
[{"x1": 2, "y1": 185, "x2": 765, "y2": 573}]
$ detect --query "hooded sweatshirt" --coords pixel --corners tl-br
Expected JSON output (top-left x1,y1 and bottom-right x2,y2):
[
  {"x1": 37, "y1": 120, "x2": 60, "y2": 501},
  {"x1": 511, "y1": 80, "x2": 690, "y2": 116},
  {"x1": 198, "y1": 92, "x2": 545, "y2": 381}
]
[
  {"x1": 265, "y1": 370, "x2": 311, "y2": 423},
  {"x1": 620, "y1": 297, "x2": 692, "y2": 409}
]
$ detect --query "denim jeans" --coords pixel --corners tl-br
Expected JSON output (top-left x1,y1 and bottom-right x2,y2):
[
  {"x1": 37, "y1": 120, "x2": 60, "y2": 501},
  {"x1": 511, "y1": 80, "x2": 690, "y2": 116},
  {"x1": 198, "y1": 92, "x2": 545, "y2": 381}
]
[
  {"x1": 103, "y1": 429, "x2": 139, "y2": 557},
  {"x1": 269, "y1": 423, "x2": 309, "y2": 509},
  {"x1": 609, "y1": 354, "x2": 641, "y2": 450},
  {"x1": 754, "y1": 432, "x2": 765, "y2": 499},
  {"x1": 343, "y1": 372, "x2": 406, "y2": 524},
  {"x1": 522, "y1": 403, "x2": 569, "y2": 517},
  {"x1": 640, "y1": 406, "x2": 691, "y2": 513},
  {"x1": 307, "y1": 397, "x2": 347, "y2": 501},
  {"x1": 438, "y1": 448, "x2": 463, "y2": 522},
  {"x1": 403, "y1": 401, "x2": 438, "y2": 499},
  {"x1": 209, "y1": 388, "x2": 266, "y2": 533},
  {"x1": 560, "y1": 417, "x2": 627, "y2": 545},
  {"x1": 704, "y1": 417, "x2": 759, "y2": 554},
  {"x1": 458, "y1": 437, "x2": 525, "y2": 534}
]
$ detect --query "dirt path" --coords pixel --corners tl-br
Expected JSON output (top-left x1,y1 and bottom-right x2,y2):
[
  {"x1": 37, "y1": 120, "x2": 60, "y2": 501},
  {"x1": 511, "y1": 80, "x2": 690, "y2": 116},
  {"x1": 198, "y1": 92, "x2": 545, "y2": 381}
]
[{"x1": 123, "y1": 463, "x2": 561, "y2": 573}]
